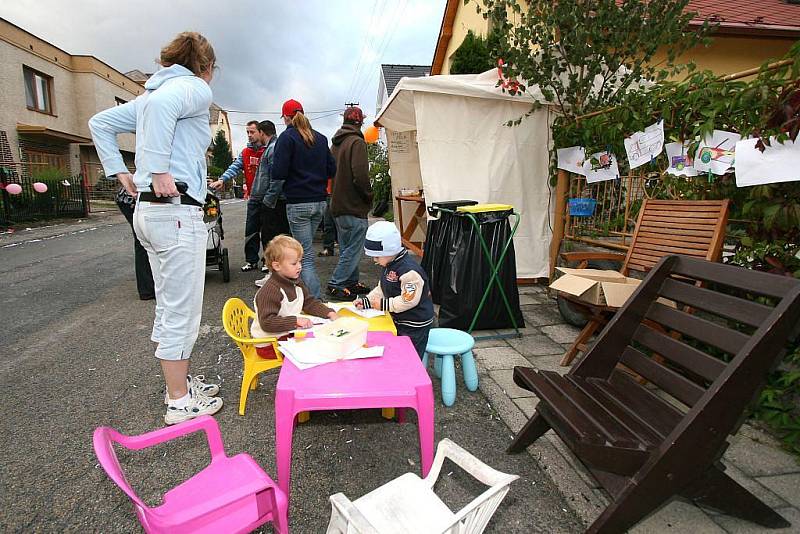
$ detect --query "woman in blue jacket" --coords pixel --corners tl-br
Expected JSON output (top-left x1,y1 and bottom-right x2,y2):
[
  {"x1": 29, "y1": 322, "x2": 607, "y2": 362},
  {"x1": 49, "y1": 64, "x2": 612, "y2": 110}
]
[
  {"x1": 88, "y1": 32, "x2": 222, "y2": 425},
  {"x1": 269, "y1": 99, "x2": 337, "y2": 299}
]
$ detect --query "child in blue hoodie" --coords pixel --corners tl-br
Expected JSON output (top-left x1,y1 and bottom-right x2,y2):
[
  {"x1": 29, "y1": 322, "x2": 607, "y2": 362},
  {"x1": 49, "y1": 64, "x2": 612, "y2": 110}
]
[{"x1": 88, "y1": 32, "x2": 223, "y2": 425}]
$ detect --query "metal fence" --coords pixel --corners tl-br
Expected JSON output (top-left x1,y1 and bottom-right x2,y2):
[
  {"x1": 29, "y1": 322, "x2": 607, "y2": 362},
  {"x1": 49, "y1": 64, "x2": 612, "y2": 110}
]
[
  {"x1": 0, "y1": 162, "x2": 88, "y2": 226},
  {"x1": 564, "y1": 173, "x2": 648, "y2": 251}
]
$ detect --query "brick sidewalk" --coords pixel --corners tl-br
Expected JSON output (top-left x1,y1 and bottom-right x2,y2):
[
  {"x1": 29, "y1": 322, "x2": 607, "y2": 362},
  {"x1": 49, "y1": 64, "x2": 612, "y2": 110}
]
[{"x1": 472, "y1": 284, "x2": 800, "y2": 533}]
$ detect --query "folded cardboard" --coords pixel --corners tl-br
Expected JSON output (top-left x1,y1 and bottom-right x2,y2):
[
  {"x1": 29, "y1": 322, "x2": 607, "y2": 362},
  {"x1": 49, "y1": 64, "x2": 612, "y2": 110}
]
[{"x1": 551, "y1": 267, "x2": 641, "y2": 307}]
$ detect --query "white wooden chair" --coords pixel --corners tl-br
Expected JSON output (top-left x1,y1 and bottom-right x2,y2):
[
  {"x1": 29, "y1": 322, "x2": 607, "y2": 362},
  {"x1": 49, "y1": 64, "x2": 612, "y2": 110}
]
[{"x1": 326, "y1": 439, "x2": 518, "y2": 534}]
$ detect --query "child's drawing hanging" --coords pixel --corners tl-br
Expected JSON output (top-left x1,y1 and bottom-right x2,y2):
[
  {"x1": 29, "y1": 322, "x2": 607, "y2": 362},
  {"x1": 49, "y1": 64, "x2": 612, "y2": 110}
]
[
  {"x1": 694, "y1": 130, "x2": 741, "y2": 175},
  {"x1": 665, "y1": 141, "x2": 699, "y2": 177},
  {"x1": 582, "y1": 151, "x2": 620, "y2": 183},
  {"x1": 735, "y1": 136, "x2": 800, "y2": 187},
  {"x1": 556, "y1": 146, "x2": 586, "y2": 175},
  {"x1": 624, "y1": 120, "x2": 664, "y2": 169}
]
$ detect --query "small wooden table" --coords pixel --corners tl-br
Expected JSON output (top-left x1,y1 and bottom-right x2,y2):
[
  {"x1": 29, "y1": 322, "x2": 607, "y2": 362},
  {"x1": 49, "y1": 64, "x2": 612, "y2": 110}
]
[{"x1": 395, "y1": 194, "x2": 426, "y2": 256}]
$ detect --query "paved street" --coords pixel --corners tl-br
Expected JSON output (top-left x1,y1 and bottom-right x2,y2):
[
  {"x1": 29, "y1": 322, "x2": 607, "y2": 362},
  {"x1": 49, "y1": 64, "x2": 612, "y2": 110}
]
[{"x1": 0, "y1": 201, "x2": 582, "y2": 533}]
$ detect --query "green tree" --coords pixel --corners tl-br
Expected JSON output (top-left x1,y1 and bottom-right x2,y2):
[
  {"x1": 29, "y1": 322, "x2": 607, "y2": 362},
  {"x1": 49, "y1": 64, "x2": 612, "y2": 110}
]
[
  {"x1": 476, "y1": 0, "x2": 712, "y2": 120},
  {"x1": 449, "y1": 30, "x2": 501, "y2": 75},
  {"x1": 368, "y1": 142, "x2": 392, "y2": 220},
  {"x1": 210, "y1": 130, "x2": 233, "y2": 171}
]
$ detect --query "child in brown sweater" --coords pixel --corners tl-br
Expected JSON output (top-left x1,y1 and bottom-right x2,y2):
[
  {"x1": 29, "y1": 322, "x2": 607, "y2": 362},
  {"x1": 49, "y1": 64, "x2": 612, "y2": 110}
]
[{"x1": 251, "y1": 235, "x2": 338, "y2": 358}]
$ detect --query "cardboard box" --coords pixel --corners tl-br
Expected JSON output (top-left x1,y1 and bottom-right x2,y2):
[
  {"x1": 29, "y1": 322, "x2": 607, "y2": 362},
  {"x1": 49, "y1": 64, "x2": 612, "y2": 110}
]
[{"x1": 550, "y1": 267, "x2": 641, "y2": 307}]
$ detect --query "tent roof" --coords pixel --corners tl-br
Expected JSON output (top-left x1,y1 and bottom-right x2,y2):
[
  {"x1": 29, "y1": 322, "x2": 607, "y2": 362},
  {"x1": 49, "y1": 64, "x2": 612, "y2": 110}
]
[{"x1": 375, "y1": 69, "x2": 548, "y2": 132}]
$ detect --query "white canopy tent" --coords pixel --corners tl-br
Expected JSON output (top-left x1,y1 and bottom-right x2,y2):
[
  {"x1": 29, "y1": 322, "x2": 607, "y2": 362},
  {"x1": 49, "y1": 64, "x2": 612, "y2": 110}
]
[{"x1": 375, "y1": 69, "x2": 555, "y2": 279}]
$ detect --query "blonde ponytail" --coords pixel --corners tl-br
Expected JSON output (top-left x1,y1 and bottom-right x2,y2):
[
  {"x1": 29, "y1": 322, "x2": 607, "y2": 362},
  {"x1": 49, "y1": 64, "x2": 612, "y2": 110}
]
[{"x1": 292, "y1": 112, "x2": 315, "y2": 147}]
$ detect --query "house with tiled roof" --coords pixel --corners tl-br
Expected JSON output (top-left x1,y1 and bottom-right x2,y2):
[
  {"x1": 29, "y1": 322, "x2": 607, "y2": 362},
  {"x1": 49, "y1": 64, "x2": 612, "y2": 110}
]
[
  {"x1": 377, "y1": 64, "x2": 430, "y2": 115},
  {"x1": 431, "y1": 0, "x2": 800, "y2": 76}
]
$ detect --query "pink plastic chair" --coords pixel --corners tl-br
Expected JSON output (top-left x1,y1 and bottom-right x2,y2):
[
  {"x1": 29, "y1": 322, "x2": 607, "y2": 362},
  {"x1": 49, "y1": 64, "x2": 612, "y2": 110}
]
[{"x1": 93, "y1": 416, "x2": 288, "y2": 534}]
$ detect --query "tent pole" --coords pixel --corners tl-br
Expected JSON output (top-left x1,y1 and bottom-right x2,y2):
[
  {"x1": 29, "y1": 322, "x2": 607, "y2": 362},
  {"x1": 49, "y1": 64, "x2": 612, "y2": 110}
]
[{"x1": 549, "y1": 169, "x2": 569, "y2": 281}]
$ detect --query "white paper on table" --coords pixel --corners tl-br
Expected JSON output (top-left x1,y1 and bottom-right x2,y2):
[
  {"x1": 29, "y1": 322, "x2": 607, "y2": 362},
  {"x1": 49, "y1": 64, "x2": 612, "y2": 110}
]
[
  {"x1": 327, "y1": 302, "x2": 386, "y2": 319},
  {"x1": 556, "y1": 146, "x2": 586, "y2": 175},
  {"x1": 278, "y1": 339, "x2": 384, "y2": 370},
  {"x1": 624, "y1": 121, "x2": 664, "y2": 169},
  {"x1": 298, "y1": 314, "x2": 330, "y2": 325},
  {"x1": 582, "y1": 152, "x2": 620, "y2": 183},
  {"x1": 734, "y1": 137, "x2": 800, "y2": 187},
  {"x1": 694, "y1": 130, "x2": 741, "y2": 175},
  {"x1": 665, "y1": 141, "x2": 699, "y2": 177}
]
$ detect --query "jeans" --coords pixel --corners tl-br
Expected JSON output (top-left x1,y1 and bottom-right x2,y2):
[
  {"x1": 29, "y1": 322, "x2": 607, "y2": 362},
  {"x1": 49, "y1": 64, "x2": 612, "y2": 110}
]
[
  {"x1": 397, "y1": 324, "x2": 431, "y2": 359},
  {"x1": 329, "y1": 215, "x2": 368, "y2": 289},
  {"x1": 262, "y1": 198, "x2": 291, "y2": 247},
  {"x1": 117, "y1": 199, "x2": 155, "y2": 298},
  {"x1": 244, "y1": 197, "x2": 266, "y2": 264},
  {"x1": 286, "y1": 201, "x2": 326, "y2": 298},
  {"x1": 322, "y1": 197, "x2": 337, "y2": 249},
  {"x1": 134, "y1": 201, "x2": 207, "y2": 360}
]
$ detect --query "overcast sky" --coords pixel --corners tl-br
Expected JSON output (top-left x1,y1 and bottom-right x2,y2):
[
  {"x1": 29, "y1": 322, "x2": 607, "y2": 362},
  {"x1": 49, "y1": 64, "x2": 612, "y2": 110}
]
[{"x1": 2, "y1": 0, "x2": 443, "y2": 154}]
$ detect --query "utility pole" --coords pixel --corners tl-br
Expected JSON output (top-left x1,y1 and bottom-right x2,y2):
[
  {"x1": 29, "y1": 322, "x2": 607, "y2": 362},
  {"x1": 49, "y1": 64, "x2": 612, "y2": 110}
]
[{"x1": 345, "y1": 102, "x2": 359, "y2": 108}]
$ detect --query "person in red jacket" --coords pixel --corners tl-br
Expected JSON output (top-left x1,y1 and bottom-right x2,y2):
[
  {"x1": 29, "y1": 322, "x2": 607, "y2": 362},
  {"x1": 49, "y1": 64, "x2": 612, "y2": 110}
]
[
  {"x1": 210, "y1": 120, "x2": 264, "y2": 200},
  {"x1": 210, "y1": 120, "x2": 269, "y2": 271}
]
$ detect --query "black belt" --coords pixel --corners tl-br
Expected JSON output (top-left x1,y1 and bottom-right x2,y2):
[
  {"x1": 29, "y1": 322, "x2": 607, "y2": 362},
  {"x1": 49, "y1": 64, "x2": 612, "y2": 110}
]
[{"x1": 139, "y1": 192, "x2": 202, "y2": 207}]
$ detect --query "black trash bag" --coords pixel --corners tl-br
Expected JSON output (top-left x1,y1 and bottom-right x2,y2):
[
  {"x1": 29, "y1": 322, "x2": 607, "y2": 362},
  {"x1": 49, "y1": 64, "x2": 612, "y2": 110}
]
[
  {"x1": 422, "y1": 200, "x2": 478, "y2": 304},
  {"x1": 435, "y1": 209, "x2": 525, "y2": 331}
]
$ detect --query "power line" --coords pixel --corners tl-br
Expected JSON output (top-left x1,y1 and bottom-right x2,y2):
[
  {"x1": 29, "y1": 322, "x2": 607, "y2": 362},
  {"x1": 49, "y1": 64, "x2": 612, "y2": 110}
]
[
  {"x1": 347, "y1": 0, "x2": 383, "y2": 100},
  {"x1": 348, "y1": 0, "x2": 389, "y2": 101},
  {"x1": 351, "y1": 0, "x2": 408, "y2": 103},
  {"x1": 225, "y1": 108, "x2": 344, "y2": 115}
]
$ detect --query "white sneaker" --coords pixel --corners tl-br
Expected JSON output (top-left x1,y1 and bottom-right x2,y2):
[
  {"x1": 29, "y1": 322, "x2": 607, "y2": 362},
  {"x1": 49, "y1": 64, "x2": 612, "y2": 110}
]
[
  {"x1": 164, "y1": 388, "x2": 223, "y2": 425},
  {"x1": 164, "y1": 375, "x2": 220, "y2": 404},
  {"x1": 255, "y1": 272, "x2": 271, "y2": 287}
]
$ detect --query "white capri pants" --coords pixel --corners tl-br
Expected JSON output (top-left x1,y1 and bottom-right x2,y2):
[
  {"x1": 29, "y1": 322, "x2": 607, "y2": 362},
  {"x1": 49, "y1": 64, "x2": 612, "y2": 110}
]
[{"x1": 133, "y1": 200, "x2": 206, "y2": 360}]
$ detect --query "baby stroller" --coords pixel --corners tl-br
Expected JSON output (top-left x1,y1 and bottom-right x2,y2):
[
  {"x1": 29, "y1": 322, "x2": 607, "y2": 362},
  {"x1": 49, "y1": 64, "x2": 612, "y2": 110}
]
[{"x1": 204, "y1": 191, "x2": 230, "y2": 282}]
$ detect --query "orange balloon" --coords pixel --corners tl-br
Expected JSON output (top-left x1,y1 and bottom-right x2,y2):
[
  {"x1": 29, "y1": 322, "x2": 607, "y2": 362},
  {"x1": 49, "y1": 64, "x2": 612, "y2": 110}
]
[{"x1": 364, "y1": 125, "x2": 380, "y2": 144}]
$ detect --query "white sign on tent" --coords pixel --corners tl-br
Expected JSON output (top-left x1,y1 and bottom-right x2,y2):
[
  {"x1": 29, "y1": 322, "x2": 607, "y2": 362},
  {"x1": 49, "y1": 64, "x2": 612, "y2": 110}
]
[
  {"x1": 388, "y1": 131, "x2": 413, "y2": 162},
  {"x1": 735, "y1": 137, "x2": 800, "y2": 187}
]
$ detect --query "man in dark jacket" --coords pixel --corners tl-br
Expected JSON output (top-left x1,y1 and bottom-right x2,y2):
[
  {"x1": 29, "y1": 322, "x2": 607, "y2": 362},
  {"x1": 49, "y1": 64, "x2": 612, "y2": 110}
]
[
  {"x1": 326, "y1": 106, "x2": 374, "y2": 300},
  {"x1": 248, "y1": 120, "x2": 281, "y2": 275}
]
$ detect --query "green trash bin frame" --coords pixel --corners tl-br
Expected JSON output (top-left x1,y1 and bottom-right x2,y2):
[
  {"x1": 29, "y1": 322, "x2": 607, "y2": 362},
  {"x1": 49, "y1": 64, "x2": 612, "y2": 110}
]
[{"x1": 437, "y1": 207, "x2": 523, "y2": 341}]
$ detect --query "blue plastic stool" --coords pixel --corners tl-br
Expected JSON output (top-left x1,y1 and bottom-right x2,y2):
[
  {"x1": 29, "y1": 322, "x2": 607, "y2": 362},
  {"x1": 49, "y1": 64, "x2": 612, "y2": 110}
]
[{"x1": 422, "y1": 328, "x2": 478, "y2": 406}]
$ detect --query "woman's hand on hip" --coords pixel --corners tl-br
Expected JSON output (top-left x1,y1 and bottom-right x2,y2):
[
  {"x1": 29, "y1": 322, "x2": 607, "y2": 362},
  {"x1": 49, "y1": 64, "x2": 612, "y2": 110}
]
[
  {"x1": 116, "y1": 172, "x2": 137, "y2": 196},
  {"x1": 152, "y1": 172, "x2": 179, "y2": 197}
]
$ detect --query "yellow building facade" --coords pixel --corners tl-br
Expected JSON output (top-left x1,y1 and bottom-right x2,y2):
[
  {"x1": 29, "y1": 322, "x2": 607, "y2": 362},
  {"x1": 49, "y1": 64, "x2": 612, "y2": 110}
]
[{"x1": 432, "y1": 0, "x2": 799, "y2": 77}]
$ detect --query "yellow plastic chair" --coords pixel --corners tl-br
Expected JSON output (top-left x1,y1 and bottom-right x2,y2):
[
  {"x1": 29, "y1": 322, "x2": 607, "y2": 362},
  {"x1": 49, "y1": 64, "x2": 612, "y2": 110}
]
[{"x1": 222, "y1": 297, "x2": 285, "y2": 416}]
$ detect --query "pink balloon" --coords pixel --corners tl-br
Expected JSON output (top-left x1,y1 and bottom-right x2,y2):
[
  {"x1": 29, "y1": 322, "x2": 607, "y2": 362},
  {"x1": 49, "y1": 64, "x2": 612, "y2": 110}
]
[
  {"x1": 33, "y1": 182, "x2": 48, "y2": 193},
  {"x1": 6, "y1": 183, "x2": 22, "y2": 195}
]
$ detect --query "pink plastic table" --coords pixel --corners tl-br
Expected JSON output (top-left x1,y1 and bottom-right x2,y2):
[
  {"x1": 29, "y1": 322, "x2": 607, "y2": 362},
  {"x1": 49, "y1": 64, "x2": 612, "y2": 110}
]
[{"x1": 275, "y1": 331, "x2": 435, "y2": 500}]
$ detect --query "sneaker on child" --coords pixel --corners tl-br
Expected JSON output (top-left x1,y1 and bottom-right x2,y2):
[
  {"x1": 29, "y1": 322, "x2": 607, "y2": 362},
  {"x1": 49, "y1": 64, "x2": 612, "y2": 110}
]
[
  {"x1": 165, "y1": 388, "x2": 223, "y2": 425},
  {"x1": 164, "y1": 375, "x2": 220, "y2": 404}
]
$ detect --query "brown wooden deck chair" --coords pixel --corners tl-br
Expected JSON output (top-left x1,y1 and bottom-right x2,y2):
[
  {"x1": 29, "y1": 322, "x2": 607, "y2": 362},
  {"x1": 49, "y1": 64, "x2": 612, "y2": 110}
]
[
  {"x1": 559, "y1": 199, "x2": 730, "y2": 366},
  {"x1": 509, "y1": 255, "x2": 800, "y2": 533}
]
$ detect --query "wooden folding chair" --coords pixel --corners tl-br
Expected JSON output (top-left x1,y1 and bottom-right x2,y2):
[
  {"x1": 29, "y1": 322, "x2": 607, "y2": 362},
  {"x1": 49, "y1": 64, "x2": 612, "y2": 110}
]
[
  {"x1": 509, "y1": 255, "x2": 800, "y2": 533},
  {"x1": 559, "y1": 199, "x2": 730, "y2": 366}
]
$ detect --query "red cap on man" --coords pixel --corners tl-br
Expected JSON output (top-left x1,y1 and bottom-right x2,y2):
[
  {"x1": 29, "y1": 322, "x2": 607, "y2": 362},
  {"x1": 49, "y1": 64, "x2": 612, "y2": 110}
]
[
  {"x1": 343, "y1": 106, "x2": 365, "y2": 126},
  {"x1": 281, "y1": 99, "x2": 304, "y2": 119}
]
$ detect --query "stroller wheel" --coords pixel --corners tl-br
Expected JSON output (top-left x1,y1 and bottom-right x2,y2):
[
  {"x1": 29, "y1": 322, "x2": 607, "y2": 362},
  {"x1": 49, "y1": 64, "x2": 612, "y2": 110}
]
[{"x1": 221, "y1": 248, "x2": 231, "y2": 283}]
